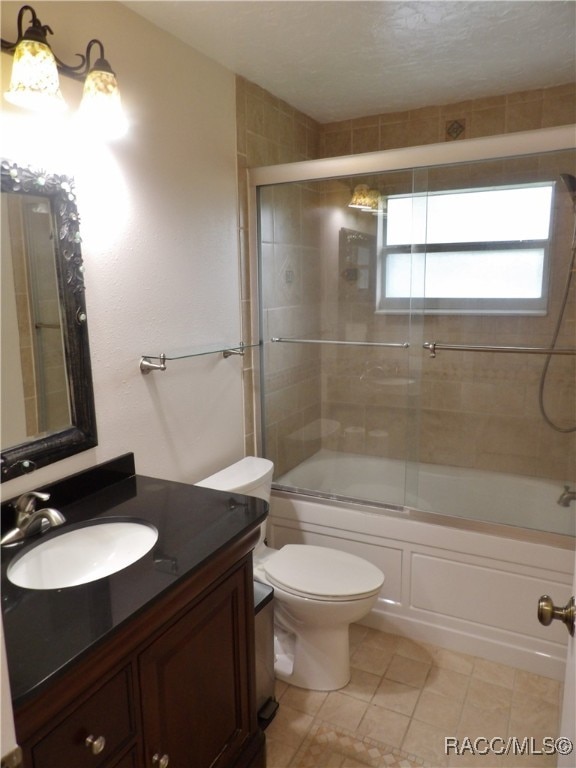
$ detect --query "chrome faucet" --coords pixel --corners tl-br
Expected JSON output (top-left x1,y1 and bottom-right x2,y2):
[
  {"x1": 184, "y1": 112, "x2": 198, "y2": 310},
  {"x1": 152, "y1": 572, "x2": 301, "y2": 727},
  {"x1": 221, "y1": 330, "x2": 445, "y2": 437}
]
[
  {"x1": 557, "y1": 486, "x2": 576, "y2": 508},
  {"x1": 1, "y1": 491, "x2": 66, "y2": 546}
]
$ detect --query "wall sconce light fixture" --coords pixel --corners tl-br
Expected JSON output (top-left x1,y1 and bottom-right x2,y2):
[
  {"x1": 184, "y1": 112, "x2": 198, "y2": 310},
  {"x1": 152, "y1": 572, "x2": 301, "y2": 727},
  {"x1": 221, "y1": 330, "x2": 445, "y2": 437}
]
[
  {"x1": 348, "y1": 184, "x2": 381, "y2": 212},
  {"x1": 1, "y1": 4, "x2": 127, "y2": 139}
]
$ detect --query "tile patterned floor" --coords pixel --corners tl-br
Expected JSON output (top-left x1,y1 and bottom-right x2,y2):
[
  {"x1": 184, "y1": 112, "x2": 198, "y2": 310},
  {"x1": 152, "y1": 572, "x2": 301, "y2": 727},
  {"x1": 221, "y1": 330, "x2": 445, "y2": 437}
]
[{"x1": 265, "y1": 625, "x2": 564, "y2": 768}]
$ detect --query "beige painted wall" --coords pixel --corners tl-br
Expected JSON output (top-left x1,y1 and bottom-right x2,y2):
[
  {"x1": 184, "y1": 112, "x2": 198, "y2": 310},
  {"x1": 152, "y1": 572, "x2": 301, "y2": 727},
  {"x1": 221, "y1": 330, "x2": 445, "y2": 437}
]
[
  {"x1": 1, "y1": 1, "x2": 245, "y2": 497},
  {"x1": 1, "y1": 4, "x2": 246, "y2": 747}
]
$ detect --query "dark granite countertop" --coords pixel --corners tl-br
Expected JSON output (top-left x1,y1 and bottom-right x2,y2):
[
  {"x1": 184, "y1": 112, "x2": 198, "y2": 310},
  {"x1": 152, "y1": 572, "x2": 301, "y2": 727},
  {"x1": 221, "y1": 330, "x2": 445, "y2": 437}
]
[{"x1": 0, "y1": 455, "x2": 267, "y2": 706}]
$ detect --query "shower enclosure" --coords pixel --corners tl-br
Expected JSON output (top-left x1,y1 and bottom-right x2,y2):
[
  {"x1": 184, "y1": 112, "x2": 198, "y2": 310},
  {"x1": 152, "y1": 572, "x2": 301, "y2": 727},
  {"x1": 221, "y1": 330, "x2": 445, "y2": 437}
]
[{"x1": 253, "y1": 128, "x2": 576, "y2": 538}]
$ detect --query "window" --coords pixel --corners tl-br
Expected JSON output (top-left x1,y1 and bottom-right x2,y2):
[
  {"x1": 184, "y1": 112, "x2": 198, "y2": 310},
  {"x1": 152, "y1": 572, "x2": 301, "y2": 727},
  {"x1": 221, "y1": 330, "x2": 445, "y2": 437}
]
[{"x1": 377, "y1": 182, "x2": 554, "y2": 315}]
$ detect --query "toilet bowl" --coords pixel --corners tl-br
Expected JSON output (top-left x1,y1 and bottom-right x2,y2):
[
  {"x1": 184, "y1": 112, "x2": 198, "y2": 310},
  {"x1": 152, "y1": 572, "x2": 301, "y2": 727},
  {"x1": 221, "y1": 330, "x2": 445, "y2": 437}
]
[{"x1": 196, "y1": 457, "x2": 385, "y2": 691}]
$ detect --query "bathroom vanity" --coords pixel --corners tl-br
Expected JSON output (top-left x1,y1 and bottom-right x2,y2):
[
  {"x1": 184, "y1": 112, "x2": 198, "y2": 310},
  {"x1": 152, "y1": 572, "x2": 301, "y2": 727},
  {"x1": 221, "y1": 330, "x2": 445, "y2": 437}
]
[{"x1": 1, "y1": 455, "x2": 268, "y2": 768}]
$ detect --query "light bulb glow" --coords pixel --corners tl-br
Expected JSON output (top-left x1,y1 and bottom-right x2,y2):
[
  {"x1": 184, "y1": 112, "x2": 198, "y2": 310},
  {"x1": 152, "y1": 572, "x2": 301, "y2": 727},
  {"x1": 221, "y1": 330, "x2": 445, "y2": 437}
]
[
  {"x1": 78, "y1": 69, "x2": 128, "y2": 140},
  {"x1": 4, "y1": 39, "x2": 67, "y2": 112}
]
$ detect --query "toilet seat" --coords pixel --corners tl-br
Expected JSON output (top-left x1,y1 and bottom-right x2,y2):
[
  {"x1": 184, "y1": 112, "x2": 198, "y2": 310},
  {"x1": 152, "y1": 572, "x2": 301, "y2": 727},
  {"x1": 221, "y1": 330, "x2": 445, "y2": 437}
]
[{"x1": 263, "y1": 545, "x2": 384, "y2": 602}]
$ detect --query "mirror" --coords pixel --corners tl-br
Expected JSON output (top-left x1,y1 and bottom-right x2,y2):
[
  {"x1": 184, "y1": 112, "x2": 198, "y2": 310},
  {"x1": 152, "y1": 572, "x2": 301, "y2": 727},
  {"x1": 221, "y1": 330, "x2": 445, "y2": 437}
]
[{"x1": 1, "y1": 159, "x2": 97, "y2": 481}]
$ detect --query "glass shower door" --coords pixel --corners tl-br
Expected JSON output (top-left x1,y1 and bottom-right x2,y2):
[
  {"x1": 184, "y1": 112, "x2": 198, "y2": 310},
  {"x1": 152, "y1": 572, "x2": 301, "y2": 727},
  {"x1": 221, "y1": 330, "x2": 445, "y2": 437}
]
[
  {"x1": 255, "y1": 138, "x2": 576, "y2": 536},
  {"x1": 258, "y1": 170, "x2": 420, "y2": 509}
]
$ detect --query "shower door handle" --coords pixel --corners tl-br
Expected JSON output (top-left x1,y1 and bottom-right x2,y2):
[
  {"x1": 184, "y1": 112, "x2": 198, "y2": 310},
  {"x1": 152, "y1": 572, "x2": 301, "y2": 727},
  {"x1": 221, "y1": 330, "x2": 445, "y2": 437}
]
[{"x1": 537, "y1": 595, "x2": 575, "y2": 636}]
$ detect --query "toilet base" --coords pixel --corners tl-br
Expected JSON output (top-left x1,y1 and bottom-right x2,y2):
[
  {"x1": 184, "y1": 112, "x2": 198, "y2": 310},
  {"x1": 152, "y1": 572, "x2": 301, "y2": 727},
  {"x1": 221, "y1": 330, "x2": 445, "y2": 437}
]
[{"x1": 273, "y1": 622, "x2": 352, "y2": 691}]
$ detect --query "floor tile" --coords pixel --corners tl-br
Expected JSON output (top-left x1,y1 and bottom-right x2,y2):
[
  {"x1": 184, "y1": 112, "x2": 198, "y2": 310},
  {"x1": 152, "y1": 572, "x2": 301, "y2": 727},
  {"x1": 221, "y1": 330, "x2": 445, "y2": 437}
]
[
  {"x1": 472, "y1": 658, "x2": 516, "y2": 689},
  {"x1": 266, "y1": 735, "x2": 299, "y2": 767},
  {"x1": 412, "y1": 689, "x2": 462, "y2": 731},
  {"x1": 350, "y1": 643, "x2": 394, "y2": 675},
  {"x1": 371, "y1": 678, "x2": 422, "y2": 716},
  {"x1": 394, "y1": 637, "x2": 434, "y2": 665},
  {"x1": 344, "y1": 667, "x2": 382, "y2": 702},
  {"x1": 465, "y1": 677, "x2": 513, "y2": 712},
  {"x1": 281, "y1": 685, "x2": 329, "y2": 716},
  {"x1": 360, "y1": 629, "x2": 399, "y2": 654},
  {"x1": 266, "y1": 703, "x2": 314, "y2": 750},
  {"x1": 457, "y1": 699, "x2": 511, "y2": 737},
  {"x1": 385, "y1": 655, "x2": 431, "y2": 688},
  {"x1": 422, "y1": 665, "x2": 469, "y2": 702},
  {"x1": 513, "y1": 671, "x2": 561, "y2": 707},
  {"x1": 402, "y1": 718, "x2": 450, "y2": 766},
  {"x1": 358, "y1": 703, "x2": 411, "y2": 748},
  {"x1": 268, "y1": 626, "x2": 561, "y2": 768},
  {"x1": 429, "y1": 646, "x2": 475, "y2": 677},
  {"x1": 290, "y1": 723, "x2": 424, "y2": 768},
  {"x1": 317, "y1": 691, "x2": 370, "y2": 732},
  {"x1": 351, "y1": 644, "x2": 395, "y2": 676},
  {"x1": 508, "y1": 698, "x2": 560, "y2": 742}
]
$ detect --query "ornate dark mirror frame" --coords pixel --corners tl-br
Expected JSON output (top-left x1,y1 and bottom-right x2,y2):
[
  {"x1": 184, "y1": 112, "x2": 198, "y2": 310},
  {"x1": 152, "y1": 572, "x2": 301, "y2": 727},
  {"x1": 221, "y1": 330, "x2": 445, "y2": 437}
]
[{"x1": 1, "y1": 159, "x2": 97, "y2": 481}]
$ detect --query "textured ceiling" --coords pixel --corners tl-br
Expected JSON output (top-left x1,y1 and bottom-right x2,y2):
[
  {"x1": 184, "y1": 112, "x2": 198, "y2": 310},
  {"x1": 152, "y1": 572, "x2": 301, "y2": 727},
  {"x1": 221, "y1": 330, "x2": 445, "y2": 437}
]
[{"x1": 125, "y1": 1, "x2": 576, "y2": 123}]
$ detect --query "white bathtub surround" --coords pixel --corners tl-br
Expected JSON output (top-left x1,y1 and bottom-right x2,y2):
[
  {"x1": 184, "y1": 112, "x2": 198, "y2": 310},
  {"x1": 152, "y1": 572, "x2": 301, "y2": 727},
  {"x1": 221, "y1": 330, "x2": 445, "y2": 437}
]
[{"x1": 268, "y1": 490, "x2": 574, "y2": 680}]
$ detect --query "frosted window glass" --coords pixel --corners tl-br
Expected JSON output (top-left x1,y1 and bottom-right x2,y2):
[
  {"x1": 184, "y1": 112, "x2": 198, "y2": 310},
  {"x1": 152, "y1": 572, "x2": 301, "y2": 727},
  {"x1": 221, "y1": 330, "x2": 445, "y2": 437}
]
[
  {"x1": 386, "y1": 250, "x2": 545, "y2": 299},
  {"x1": 386, "y1": 185, "x2": 553, "y2": 245}
]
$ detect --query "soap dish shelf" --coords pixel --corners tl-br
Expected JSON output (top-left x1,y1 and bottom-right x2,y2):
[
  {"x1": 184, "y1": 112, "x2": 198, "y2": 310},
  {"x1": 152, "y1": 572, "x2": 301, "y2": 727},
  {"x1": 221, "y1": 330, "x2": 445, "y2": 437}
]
[{"x1": 140, "y1": 342, "x2": 257, "y2": 374}]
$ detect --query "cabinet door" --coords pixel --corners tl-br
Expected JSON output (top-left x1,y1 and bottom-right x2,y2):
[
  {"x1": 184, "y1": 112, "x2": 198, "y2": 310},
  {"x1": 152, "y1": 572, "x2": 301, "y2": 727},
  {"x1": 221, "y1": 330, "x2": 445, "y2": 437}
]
[{"x1": 139, "y1": 564, "x2": 253, "y2": 768}]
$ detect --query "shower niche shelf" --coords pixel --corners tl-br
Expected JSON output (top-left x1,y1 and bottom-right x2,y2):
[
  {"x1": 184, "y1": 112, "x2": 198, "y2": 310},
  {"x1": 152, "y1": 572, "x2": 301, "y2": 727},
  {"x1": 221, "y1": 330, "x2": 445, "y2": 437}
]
[{"x1": 139, "y1": 342, "x2": 259, "y2": 374}]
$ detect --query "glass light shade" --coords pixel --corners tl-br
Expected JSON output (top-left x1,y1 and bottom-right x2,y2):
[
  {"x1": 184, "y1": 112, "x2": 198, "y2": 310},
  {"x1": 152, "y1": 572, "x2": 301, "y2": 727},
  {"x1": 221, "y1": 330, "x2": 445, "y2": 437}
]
[
  {"x1": 348, "y1": 184, "x2": 379, "y2": 211},
  {"x1": 4, "y1": 39, "x2": 67, "y2": 112},
  {"x1": 78, "y1": 69, "x2": 128, "y2": 140}
]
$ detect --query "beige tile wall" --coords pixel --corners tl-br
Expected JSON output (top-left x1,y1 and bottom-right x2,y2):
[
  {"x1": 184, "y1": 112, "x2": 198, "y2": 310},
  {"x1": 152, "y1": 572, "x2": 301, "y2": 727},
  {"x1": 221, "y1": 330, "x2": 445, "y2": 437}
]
[
  {"x1": 237, "y1": 77, "x2": 576, "y2": 483},
  {"x1": 235, "y1": 77, "x2": 322, "y2": 462},
  {"x1": 418, "y1": 158, "x2": 576, "y2": 480},
  {"x1": 320, "y1": 151, "x2": 576, "y2": 481},
  {"x1": 319, "y1": 83, "x2": 576, "y2": 157}
]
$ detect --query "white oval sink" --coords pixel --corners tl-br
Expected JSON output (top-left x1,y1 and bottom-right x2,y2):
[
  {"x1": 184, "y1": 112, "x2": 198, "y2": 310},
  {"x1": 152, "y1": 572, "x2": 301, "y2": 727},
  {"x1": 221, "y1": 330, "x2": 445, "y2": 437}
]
[{"x1": 7, "y1": 520, "x2": 158, "y2": 590}]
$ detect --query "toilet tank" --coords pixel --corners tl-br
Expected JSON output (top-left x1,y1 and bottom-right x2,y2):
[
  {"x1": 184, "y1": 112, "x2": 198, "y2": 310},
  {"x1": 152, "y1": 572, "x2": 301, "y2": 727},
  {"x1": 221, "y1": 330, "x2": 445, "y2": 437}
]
[{"x1": 196, "y1": 457, "x2": 274, "y2": 502}]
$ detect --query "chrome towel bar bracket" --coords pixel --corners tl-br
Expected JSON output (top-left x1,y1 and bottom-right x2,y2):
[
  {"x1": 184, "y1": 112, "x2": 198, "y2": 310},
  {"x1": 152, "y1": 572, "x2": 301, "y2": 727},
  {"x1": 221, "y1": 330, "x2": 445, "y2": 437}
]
[
  {"x1": 139, "y1": 343, "x2": 254, "y2": 373},
  {"x1": 140, "y1": 354, "x2": 167, "y2": 374}
]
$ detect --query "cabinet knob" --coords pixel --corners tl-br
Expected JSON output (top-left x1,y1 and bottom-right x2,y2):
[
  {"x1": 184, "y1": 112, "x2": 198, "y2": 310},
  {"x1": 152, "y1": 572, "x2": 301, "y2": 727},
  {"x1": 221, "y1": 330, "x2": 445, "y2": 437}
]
[
  {"x1": 152, "y1": 754, "x2": 170, "y2": 768},
  {"x1": 85, "y1": 734, "x2": 106, "y2": 755}
]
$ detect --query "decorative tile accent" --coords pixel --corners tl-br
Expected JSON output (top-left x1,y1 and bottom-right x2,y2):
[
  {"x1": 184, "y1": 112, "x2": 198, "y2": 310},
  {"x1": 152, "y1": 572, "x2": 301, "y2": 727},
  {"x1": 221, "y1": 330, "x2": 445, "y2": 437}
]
[
  {"x1": 445, "y1": 119, "x2": 466, "y2": 140},
  {"x1": 292, "y1": 723, "x2": 427, "y2": 767}
]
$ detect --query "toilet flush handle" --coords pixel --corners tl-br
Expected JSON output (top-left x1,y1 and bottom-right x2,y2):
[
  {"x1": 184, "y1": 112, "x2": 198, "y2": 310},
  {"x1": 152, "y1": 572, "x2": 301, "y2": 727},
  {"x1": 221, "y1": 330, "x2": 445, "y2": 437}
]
[{"x1": 537, "y1": 595, "x2": 575, "y2": 636}]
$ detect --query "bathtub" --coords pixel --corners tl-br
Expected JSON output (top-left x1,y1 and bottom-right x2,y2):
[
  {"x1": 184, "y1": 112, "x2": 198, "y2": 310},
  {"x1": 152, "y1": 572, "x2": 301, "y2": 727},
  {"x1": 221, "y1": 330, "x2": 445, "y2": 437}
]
[
  {"x1": 269, "y1": 451, "x2": 575, "y2": 679},
  {"x1": 276, "y1": 449, "x2": 576, "y2": 537}
]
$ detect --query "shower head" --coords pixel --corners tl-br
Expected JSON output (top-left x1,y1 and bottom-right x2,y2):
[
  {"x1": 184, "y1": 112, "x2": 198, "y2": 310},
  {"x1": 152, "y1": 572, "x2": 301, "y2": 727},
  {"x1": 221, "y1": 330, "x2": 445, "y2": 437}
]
[{"x1": 560, "y1": 173, "x2": 576, "y2": 203}]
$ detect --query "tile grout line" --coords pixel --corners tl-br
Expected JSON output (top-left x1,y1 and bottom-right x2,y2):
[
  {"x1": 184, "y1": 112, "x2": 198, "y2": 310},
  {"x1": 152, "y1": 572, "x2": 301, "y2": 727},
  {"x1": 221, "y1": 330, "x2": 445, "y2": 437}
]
[{"x1": 268, "y1": 628, "x2": 561, "y2": 768}]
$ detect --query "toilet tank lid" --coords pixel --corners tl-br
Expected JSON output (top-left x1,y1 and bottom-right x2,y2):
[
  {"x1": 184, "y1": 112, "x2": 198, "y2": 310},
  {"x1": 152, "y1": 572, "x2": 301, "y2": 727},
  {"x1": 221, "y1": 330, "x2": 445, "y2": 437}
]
[
  {"x1": 196, "y1": 456, "x2": 274, "y2": 491},
  {"x1": 264, "y1": 544, "x2": 384, "y2": 599}
]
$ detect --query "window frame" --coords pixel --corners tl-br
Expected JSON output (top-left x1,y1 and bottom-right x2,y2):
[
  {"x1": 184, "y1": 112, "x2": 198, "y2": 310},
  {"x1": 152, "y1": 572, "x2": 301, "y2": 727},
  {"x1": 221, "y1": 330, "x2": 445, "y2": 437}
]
[{"x1": 376, "y1": 183, "x2": 554, "y2": 316}]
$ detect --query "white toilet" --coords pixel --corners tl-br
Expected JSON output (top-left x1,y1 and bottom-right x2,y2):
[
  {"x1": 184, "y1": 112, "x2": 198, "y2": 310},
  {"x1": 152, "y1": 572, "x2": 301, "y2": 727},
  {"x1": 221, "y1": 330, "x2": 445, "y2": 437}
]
[{"x1": 196, "y1": 457, "x2": 384, "y2": 691}]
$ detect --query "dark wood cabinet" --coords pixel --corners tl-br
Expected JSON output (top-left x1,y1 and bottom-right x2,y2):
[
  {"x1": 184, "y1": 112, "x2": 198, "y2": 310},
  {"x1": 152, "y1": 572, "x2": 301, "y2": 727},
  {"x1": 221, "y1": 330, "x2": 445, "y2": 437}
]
[
  {"x1": 31, "y1": 667, "x2": 135, "y2": 768},
  {"x1": 139, "y1": 565, "x2": 252, "y2": 768},
  {"x1": 110, "y1": 750, "x2": 139, "y2": 768},
  {"x1": 14, "y1": 535, "x2": 265, "y2": 768}
]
